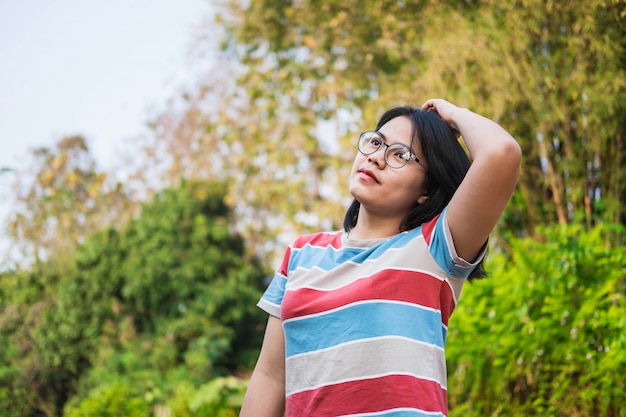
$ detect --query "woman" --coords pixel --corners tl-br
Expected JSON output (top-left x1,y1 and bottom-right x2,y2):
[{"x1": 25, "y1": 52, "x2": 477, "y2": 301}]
[{"x1": 240, "y1": 98, "x2": 522, "y2": 416}]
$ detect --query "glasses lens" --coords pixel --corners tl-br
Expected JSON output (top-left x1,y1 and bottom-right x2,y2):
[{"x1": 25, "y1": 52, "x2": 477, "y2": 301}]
[
  {"x1": 386, "y1": 144, "x2": 412, "y2": 168},
  {"x1": 358, "y1": 132, "x2": 415, "y2": 169},
  {"x1": 358, "y1": 132, "x2": 382, "y2": 155}
]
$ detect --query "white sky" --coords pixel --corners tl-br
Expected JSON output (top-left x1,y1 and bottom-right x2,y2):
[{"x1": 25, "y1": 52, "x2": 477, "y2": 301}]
[
  {"x1": 0, "y1": 0, "x2": 212, "y2": 267},
  {"x1": 0, "y1": 0, "x2": 210, "y2": 172}
]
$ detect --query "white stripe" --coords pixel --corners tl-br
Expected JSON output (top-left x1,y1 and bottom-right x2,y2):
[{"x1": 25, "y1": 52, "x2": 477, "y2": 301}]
[
  {"x1": 285, "y1": 336, "x2": 448, "y2": 395},
  {"x1": 257, "y1": 299, "x2": 280, "y2": 317}
]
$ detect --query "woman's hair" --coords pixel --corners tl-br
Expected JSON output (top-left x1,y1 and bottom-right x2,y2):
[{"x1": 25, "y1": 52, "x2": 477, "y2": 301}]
[{"x1": 342, "y1": 106, "x2": 486, "y2": 279}]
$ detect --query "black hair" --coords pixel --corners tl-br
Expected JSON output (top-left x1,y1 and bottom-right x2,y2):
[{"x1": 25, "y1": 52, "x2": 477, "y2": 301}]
[{"x1": 342, "y1": 106, "x2": 486, "y2": 280}]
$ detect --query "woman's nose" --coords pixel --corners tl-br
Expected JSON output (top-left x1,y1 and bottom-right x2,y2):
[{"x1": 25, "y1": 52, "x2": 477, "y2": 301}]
[{"x1": 368, "y1": 146, "x2": 386, "y2": 167}]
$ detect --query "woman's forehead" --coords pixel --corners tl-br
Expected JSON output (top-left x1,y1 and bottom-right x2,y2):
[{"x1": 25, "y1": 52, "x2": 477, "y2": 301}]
[{"x1": 378, "y1": 116, "x2": 415, "y2": 147}]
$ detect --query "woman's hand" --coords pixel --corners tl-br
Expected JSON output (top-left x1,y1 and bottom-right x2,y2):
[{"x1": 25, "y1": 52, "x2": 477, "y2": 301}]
[{"x1": 420, "y1": 98, "x2": 463, "y2": 136}]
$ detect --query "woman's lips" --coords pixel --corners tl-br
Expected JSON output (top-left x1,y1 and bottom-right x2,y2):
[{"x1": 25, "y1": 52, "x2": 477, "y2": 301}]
[{"x1": 358, "y1": 168, "x2": 379, "y2": 183}]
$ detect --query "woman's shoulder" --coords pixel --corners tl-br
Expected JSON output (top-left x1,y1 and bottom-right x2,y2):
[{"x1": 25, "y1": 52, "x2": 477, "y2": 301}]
[
  {"x1": 420, "y1": 210, "x2": 445, "y2": 241},
  {"x1": 400, "y1": 210, "x2": 446, "y2": 241}
]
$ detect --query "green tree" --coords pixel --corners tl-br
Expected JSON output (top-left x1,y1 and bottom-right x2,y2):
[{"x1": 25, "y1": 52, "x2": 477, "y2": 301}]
[{"x1": 0, "y1": 180, "x2": 267, "y2": 416}]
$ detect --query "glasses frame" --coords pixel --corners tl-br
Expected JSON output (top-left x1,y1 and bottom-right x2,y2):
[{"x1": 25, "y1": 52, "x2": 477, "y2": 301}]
[{"x1": 357, "y1": 131, "x2": 424, "y2": 169}]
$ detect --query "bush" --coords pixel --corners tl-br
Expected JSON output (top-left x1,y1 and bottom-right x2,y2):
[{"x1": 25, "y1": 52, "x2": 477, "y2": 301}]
[
  {"x1": 64, "y1": 382, "x2": 149, "y2": 417},
  {"x1": 447, "y1": 223, "x2": 626, "y2": 416}
]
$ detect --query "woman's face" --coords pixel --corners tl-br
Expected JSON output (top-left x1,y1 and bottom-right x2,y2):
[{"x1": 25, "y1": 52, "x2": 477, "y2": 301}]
[{"x1": 349, "y1": 116, "x2": 429, "y2": 219}]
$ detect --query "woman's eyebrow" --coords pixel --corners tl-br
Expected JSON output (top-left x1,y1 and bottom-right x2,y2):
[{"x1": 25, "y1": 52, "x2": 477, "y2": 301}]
[{"x1": 378, "y1": 130, "x2": 411, "y2": 148}]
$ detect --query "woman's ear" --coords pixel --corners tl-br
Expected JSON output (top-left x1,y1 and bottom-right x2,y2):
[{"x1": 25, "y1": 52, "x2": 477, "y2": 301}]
[{"x1": 417, "y1": 193, "x2": 429, "y2": 204}]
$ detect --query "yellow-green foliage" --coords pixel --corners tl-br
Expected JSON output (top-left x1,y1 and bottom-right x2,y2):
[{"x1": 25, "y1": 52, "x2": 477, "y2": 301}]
[
  {"x1": 164, "y1": 376, "x2": 247, "y2": 417},
  {"x1": 447, "y1": 223, "x2": 626, "y2": 416},
  {"x1": 64, "y1": 382, "x2": 149, "y2": 417}
]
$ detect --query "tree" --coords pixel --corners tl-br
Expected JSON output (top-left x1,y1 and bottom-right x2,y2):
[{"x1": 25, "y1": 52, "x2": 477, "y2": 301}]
[
  {"x1": 485, "y1": 0, "x2": 626, "y2": 232},
  {"x1": 133, "y1": 0, "x2": 625, "y2": 257},
  {"x1": 5, "y1": 136, "x2": 134, "y2": 267},
  {"x1": 0, "y1": 180, "x2": 267, "y2": 416}
]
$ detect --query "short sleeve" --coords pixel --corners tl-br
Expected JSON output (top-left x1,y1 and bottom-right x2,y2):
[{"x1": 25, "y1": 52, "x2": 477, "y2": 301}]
[
  {"x1": 257, "y1": 245, "x2": 292, "y2": 318},
  {"x1": 257, "y1": 274, "x2": 286, "y2": 318},
  {"x1": 426, "y1": 207, "x2": 487, "y2": 279}
]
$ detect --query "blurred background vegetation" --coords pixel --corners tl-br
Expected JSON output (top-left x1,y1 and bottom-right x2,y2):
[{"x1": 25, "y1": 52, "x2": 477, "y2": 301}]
[{"x1": 1, "y1": 0, "x2": 625, "y2": 416}]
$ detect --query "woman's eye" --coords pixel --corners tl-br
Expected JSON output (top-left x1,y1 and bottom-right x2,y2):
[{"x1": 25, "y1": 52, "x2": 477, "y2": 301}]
[
  {"x1": 395, "y1": 151, "x2": 411, "y2": 161},
  {"x1": 370, "y1": 138, "x2": 382, "y2": 146}
]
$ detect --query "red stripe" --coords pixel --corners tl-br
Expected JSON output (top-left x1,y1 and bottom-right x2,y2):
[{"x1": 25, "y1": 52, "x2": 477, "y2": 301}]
[
  {"x1": 282, "y1": 271, "x2": 455, "y2": 325},
  {"x1": 421, "y1": 213, "x2": 440, "y2": 246},
  {"x1": 293, "y1": 232, "x2": 342, "y2": 249},
  {"x1": 440, "y1": 280, "x2": 455, "y2": 327},
  {"x1": 277, "y1": 246, "x2": 292, "y2": 276},
  {"x1": 287, "y1": 374, "x2": 448, "y2": 417}
]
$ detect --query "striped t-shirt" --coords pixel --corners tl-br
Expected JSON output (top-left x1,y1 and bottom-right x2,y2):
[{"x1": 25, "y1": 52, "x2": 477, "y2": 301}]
[{"x1": 258, "y1": 209, "x2": 484, "y2": 417}]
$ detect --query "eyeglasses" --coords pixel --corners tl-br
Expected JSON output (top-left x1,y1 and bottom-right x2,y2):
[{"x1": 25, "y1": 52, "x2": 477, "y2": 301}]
[{"x1": 357, "y1": 131, "x2": 423, "y2": 169}]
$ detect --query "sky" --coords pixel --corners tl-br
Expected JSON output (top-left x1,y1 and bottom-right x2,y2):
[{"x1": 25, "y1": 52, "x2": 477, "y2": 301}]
[
  {"x1": 0, "y1": 0, "x2": 211, "y2": 266},
  {"x1": 0, "y1": 0, "x2": 210, "y2": 172}
]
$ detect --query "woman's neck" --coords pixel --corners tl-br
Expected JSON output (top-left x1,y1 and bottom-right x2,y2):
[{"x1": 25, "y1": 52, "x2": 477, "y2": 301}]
[{"x1": 348, "y1": 211, "x2": 403, "y2": 240}]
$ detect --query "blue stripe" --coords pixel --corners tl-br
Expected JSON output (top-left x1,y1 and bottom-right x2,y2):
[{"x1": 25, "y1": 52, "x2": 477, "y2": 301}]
[
  {"x1": 429, "y1": 207, "x2": 475, "y2": 279},
  {"x1": 261, "y1": 274, "x2": 287, "y2": 306},
  {"x1": 288, "y1": 229, "x2": 423, "y2": 273},
  {"x1": 289, "y1": 244, "x2": 363, "y2": 272},
  {"x1": 284, "y1": 301, "x2": 444, "y2": 357}
]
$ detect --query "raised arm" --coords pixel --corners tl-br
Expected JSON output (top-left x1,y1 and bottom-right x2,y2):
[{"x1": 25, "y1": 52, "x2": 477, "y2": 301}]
[
  {"x1": 421, "y1": 99, "x2": 522, "y2": 262},
  {"x1": 240, "y1": 315, "x2": 286, "y2": 417}
]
